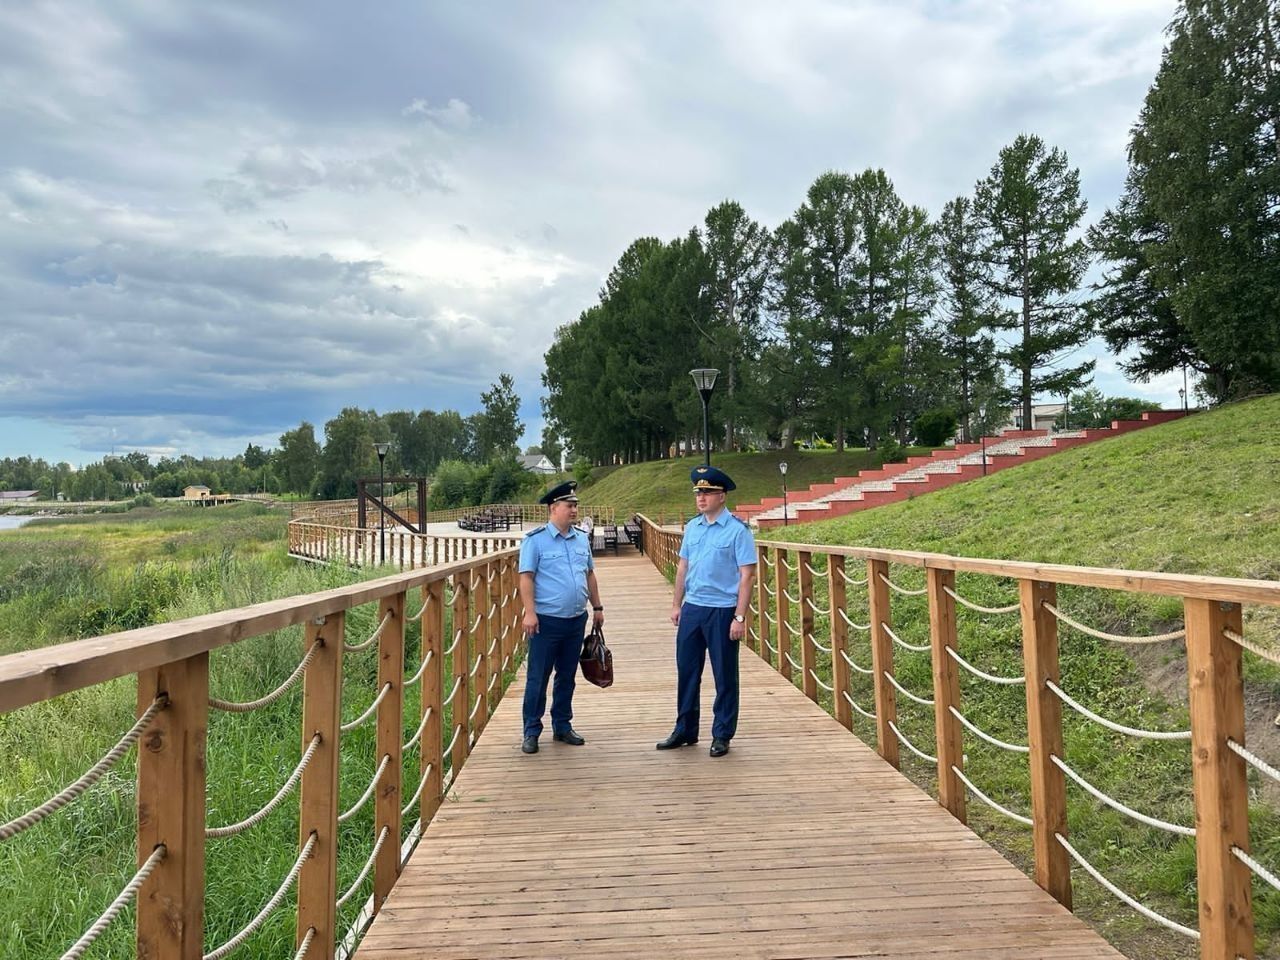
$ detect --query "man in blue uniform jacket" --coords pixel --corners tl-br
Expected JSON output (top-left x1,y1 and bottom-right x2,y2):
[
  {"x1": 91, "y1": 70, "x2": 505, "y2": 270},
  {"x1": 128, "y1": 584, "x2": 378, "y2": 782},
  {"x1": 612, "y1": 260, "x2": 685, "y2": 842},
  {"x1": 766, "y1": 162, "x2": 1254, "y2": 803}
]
[
  {"x1": 657, "y1": 466, "x2": 757, "y2": 757},
  {"x1": 518, "y1": 480, "x2": 604, "y2": 754}
]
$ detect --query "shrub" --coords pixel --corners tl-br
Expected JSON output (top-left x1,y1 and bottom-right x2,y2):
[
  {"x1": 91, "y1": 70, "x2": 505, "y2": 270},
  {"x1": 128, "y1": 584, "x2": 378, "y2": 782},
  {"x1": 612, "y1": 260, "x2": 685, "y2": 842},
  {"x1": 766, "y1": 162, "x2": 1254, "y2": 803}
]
[
  {"x1": 428, "y1": 461, "x2": 473, "y2": 509},
  {"x1": 572, "y1": 458, "x2": 595, "y2": 488},
  {"x1": 878, "y1": 437, "x2": 907, "y2": 463},
  {"x1": 913, "y1": 408, "x2": 958, "y2": 447}
]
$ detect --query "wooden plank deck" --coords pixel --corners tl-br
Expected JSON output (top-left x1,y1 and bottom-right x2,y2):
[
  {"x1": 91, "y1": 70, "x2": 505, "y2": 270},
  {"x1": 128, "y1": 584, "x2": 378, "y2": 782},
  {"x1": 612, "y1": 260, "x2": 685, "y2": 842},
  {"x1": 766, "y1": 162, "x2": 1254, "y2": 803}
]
[{"x1": 356, "y1": 551, "x2": 1125, "y2": 959}]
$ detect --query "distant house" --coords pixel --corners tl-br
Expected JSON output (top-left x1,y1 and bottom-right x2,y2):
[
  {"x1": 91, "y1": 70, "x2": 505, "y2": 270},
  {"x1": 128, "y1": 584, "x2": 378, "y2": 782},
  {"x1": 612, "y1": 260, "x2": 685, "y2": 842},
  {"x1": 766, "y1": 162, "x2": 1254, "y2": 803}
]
[
  {"x1": 0, "y1": 490, "x2": 38, "y2": 503},
  {"x1": 183, "y1": 484, "x2": 211, "y2": 501},
  {"x1": 517, "y1": 454, "x2": 557, "y2": 475}
]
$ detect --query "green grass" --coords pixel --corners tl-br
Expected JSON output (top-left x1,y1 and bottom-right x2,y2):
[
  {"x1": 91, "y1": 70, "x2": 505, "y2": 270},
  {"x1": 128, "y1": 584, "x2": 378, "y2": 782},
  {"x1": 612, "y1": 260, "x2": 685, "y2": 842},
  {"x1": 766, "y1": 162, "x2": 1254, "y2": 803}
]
[
  {"x1": 0, "y1": 503, "x2": 509, "y2": 958},
  {"x1": 579, "y1": 446, "x2": 932, "y2": 520},
  {"x1": 764, "y1": 394, "x2": 1280, "y2": 959}
]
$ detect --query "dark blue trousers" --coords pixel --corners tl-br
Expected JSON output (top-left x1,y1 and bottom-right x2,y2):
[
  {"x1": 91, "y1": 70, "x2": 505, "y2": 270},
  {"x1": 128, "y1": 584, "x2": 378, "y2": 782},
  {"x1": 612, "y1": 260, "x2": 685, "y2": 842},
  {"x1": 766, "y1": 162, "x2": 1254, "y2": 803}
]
[
  {"x1": 522, "y1": 612, "x2": 588, "y2": 739},
  {"x1": 673, "y1": 604, "x2": 740, "y2": 742}
]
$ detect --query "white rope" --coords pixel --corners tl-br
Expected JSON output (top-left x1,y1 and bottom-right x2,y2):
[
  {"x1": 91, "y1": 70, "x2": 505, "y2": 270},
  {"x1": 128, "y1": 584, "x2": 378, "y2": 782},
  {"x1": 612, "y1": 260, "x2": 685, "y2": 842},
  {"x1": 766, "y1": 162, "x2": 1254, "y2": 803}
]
[
  {"x1": 763, "y1": 582, "x2": 777, "y2": 597},
  {"x1": 1227, "y1": 738, "x2": 1280, "y2": 785},
  {"x1": 839, "y1": 649, "x2": 874, "y2": 676},
  {"x1": 210, "y1": 643, "x2": 320, "y2": 712},
  {"x1": 943, "y1": 585, "x2": 1020, "y2": 615},
  {"x1": 1042, "y1": 602, "x2": 1185, "y2": 645},
  {"x1": 952, "y1": 766, "x2": 1033, "y2": 826},
  {"x1": 340, "y1": 681, "x2": 393, "y2": 733},
  {"x1": 879, "y1": 572, "x2": 927, "y2": 596},
  {"x1": 784, "y1": 652, "x2": 803, "y2": 673},
  {"x1": 763, "y1": 638, "x2": 780, "y2": 656},
  {"x1": 60, "y1": 844, "x2": 166, "y2": 960},
  {"x1": 808, "y1": 669, "x2": 835, "y2": 693},
  {"x1": 336, "y1": 825, "x2": 392, "y2": 909},
  {"x1": 402, "y1": 763, "x2": 434, "y2": 817},
  {"x1": 748, "y1": 627, "x2": 760, "y2": 641},
  {"x1": 780, "y1": 557, "x2": 798, "y2": 572},
  {"x1": 486, "y1": 672, "x2": 499, "y2": 693},
  {"x1": 344, "y1": 609, "x2": 395, "y2": 653},
  {"x1": 1051, "y1": 755, "x2": 1194, "y2": 836},
  {"x1": 884, "y1": 622, "x2": 931, "y2": 653},
  {"x1": 1224, "y1": 628, "x2": 1280, "y2": 666},
  {"x1": 836, "y1": 608, "x2": 871, "y2": 631},
  {"x1": 804, "y1": 596, "x2": 831, "y2": 616},
  {"x1": 1233, "y1": 846, "x2": 1280, "y2": 894},
  {"x1": 293, "y1": 927, "x2": 316, "y2": 960},
  {"x1": 762, "y1": 609, "x2": 777, "y2": 624},
  {"x1": 443, "y1": 676, "x2": 463, "y2": 705},
  {"x1": 404, "y1": 649, "x2": 434, "y2": 688},
  {"x1": 467, "y1": 653, "x2": 483, "y2": 678},
  {"x1": 403, "y1": 707, "x2": 434, "y2": 752},
  {"x1": 486, "y1": 638, "x2": 499, "y2": 657},
  {"x1": 469, "y1": 613, "x2": 483, "y2": 632},
  {"x1": 835, "y1": 566, "x2": 869, "y2": 587},
  {"x1": 406, "y1": 591, "x2": 433, "y2": 622},
  {"x1": 783, "y1": 589, "x2": 800, "y2": 604},
  {"x1": 842, "y1": 690, "x2": 877, "y2": 720},
  {"x1": 203, "y1": 831, "x2": 318, "y2": 960},
  {"x1": 338, "y1": 755, "x2": 391, "y2": 824},
  {"x1": 807, "y1": 633, "x2": 833, "y2": 654},
  {"x1": 1055, "y1": 833, "x2": 1199, "y2": 939},
  {"x1": 1047, "y1": 680, "x2": 1192, "y2": 741},
  {"x1": 781, "y1": 619, "x2": 801, "y2": 636},
  {"x1": 884, "y1": 671, "x2": 935, "y2": 706},
  {"x1": 948, "y1": 706, "x2": 1029, "y2": 754},
  {"x1": 468, "y1": 695, "x2": 483, "y2": 721},
  {"x1": 443, "y1": 724, "x2": 463, "y2": 756},
  {"x1": 1, "y1": 697, "x2": 166, "y2": 841},
  {"x1": 946, "y1": 646, "x2": 1026, "y2": 686},
  {"x1": 207, "y1": 735, "x2": 321, "y2": 838},
  {"x1": 443, "y1": 629, "x2": 463, "y2": 657},
  {"x1": 804, "y1": 562, "x2": 824, "y2": 576},
  {"x1": 889, "y1": 721, "x2": 937, "y2": 764}
]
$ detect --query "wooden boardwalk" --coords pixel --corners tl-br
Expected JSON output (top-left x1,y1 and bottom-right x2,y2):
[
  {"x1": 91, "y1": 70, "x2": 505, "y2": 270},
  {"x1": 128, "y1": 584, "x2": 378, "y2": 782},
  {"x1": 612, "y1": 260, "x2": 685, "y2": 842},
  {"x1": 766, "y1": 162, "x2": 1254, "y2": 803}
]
[{"x1": 356, "y1": 551, "x2": 1125, "y2": 960}]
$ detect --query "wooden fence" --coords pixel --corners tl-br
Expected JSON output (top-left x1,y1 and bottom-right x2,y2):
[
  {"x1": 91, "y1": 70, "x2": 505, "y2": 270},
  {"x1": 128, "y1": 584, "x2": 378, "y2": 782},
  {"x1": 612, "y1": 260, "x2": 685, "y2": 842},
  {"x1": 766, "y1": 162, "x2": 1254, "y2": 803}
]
[
  {"x1": 634, "y1": 515, "x2": 1280, "y2": 960},
  {"x1": 292, "y1": 501, "x2": 619, "y2": 528},
  {"x1": 288, "y1": 521, "x2": 520, "y2": 569},
  {"x1": 0, "y1": 550, "x2": 524, "y2": 960}
]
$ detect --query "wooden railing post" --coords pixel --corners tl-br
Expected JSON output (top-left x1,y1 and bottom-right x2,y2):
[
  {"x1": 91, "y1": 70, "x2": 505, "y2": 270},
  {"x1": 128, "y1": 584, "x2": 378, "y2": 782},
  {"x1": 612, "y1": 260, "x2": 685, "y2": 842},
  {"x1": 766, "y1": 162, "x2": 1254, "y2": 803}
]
[
  {"x1": 867, "y1": 559, "x2": 899, "y2": 767},
  {"x1": 928, "y1": 568, "x2": 965, "y2": 824},
  {"x1": 136, "y1": 654, "x2": 208, "y2": 960},
  {"x1": 473, "y1": 567, "x2": 490, "y2": 732},
  {"x1": 1020, "y1": 579, "x2": 1071, "y2": 910},
  {"x1": 775, "y1": 548, "x2": 793, "y2": 681},
  {"x1": 753, "y1": 546, "x2": 769, "y2": 659},
  {"x1": 829, "y1": 555, "x2": 852, "y2": 730},
  {"x1": 797, "y1": 551, "x2": 818, "y2": 701},
  {"x1": 1185, "y1": 598, "x2": 1254, "y2": 959},
  {"x1": 297, "y1": 612, "x2": 345, "y2": 957},
  {"x1": 373, "y1": 591, "x2": 405, "y2": 915},
  {"x1": 451, "y1": 574, "x2": 471, "y2": 777},
  {"x1": 420, "y1": 581, "x2": 445, "y2": 824},
  {"x1": 485, "y1": 562, "x2": 501, "y2": 715}
]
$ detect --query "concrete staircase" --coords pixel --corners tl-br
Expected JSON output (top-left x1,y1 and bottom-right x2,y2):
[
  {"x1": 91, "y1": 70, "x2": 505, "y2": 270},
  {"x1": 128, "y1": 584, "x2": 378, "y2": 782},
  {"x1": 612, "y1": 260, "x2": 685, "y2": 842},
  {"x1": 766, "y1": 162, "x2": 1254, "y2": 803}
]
[{"x1": 737, "y1": 410, "x2": 1188, "y2": 529}]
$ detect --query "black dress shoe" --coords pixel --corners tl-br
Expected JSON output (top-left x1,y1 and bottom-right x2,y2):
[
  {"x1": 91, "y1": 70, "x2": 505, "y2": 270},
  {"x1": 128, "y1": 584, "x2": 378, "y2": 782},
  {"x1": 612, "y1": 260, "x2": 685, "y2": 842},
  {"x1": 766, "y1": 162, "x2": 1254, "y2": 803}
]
[
  {"x1": 709, "y1": 738, "x2": 730, "y2": 757},
  {"x1": 521, "y1": 736, "x2": 539, "y2": 754},
  {"x1": 553, "y1": 728, "x2": 586, "y2": 746},
  {"x1": 655, "y1": 731, "x2": 698, "y2": 750}
]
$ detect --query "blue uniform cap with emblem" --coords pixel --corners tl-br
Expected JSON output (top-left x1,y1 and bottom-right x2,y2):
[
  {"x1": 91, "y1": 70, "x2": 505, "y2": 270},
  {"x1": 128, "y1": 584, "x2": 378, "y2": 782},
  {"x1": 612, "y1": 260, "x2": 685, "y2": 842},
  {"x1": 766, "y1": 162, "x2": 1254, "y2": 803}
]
[
  {"x1": 538, "y1": 480, "x2": 580, "y2": 505},
  {"x1": 690, "y1": 465, "x2": 736, "y2": 493}
]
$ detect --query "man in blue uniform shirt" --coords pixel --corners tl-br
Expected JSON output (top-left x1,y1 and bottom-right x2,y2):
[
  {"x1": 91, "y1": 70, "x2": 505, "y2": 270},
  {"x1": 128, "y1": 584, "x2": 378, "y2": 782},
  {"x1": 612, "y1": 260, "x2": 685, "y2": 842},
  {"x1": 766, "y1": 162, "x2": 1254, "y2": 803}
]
[
  {"x1": 657, "y1": 466, "x2": 757, "y2": 757},
  {"x1": 518, "y1": 480, "x2": 604, "y2": 754}
]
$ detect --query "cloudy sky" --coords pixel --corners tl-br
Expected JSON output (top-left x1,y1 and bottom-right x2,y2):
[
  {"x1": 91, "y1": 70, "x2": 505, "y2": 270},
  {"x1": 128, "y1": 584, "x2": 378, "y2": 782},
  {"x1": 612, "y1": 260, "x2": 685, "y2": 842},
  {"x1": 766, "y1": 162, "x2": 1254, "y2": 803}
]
[{"x1": 0, "y1": 0, "x2": 1183, "y2": 464}]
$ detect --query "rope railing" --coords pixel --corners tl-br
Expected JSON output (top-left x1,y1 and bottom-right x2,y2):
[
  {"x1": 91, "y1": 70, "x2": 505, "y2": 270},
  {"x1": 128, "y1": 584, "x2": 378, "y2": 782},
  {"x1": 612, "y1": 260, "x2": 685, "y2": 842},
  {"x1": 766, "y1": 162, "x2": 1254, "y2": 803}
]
[
  {"x1": 207, "y1": 735, "x2": 322, "y2": 839},
  {"x1": 1226, "y1": 738, "x2": 1280, "y2": 784},
  {"x1": 804, "y1": 562, "x2": 825, "y2": 576},
  {"x1": 443, "y1": 677, "x2": 463, "y2": 705},
  {"x1": 807, "y1": 633, "x2": 832, "y2": 654},
  {"x1": 836, "y1": 607, "x2": 871, "y2": 631},
  {"x1": 763, "y1": 637, "x2": 780, "y2": 656},
  {"x1": 338, "y1": 754, "x2": 391, "y2": 825},
  {"x1": 883, "y1": 622, "x2": 931, "y2": 653},
  {"x1": 783, "y1": 589, "x2": 800, "y2": 604},
  {"x1": 888, "y1": 720, "x2": 937, "y2": 764},
  {"x1": 344, "y1": 609, "x2": 395, "y2": 654},
  {"x1": 0, "y1": 696, "x2": 167, "y2": 841},
  {"x1": 1224, "y1": 627, "x2": 1280, "y2": 666},
  {"x1": 878, "y1": 573, "x2": 927, "y2": 596},
  {"x1": 336, "y1": 825, "x2": 392, "y2": 909},
  {"x1": 942, "y1": 585, "x2": 1019, "y2": 615},
  {"x1": 948, "y1": 706, "x2": 1029, "y2": 754},
  {"x1": 404, "y1": 649, "x2": 434, "y2": 689},
  {"x1": 340, "y1": 682, "x2": 393, "y2": 734},
  {"x1": 1041, "y1": 602, "x2": 1186, "y2": 645},
  {"x1": 443, "y1": 724, "x2": 462, "y2": 757},
  {"x1": 762, "y1": 609, "x2": 777, "y2": 625},
  {"x1": 1232, "y1": 846, "x2": 1280, "y2": 895},
  {"x1": 209, "y1": 642, "x2": 320, "y2": 712},
  {"x1": 945, "y1": 646, "x2": 1025, "y2": 686},
  {"x1": 61, "y1": 843, "x2": 166, "y2": 960},
  {"x1": 402, "y1": 762, "x2": 434, "y2": 817},
  {"x1": 402, "y1": 708, "x2": 435, "y2": 753},
  {"x1": 762, "y1": 582, "x2": 777, "y2": 597},
  {"x1": 1046, "y1": 680, "x2": 1192, "y2": 741},
  {"x1": 841, "y1": 690, "x2": 877, "y2": 720},
  {"x1": 1055, "y1": 833, "x2": 1198, "y2": 940},
  {"x1": 808, "y1": 669, "x2": 835, "y2": 693},
  {"x1": 203, "y1": 831, "x2": 318, "y2": 960},
  {"x1": 781, "y1": 619, "x2": 801, "y2": 636},
  {"x1": 839, "y1": 649, "x2": 874, "y2": 676},
  {"x1": 293, "y1": 926, "x2": 316, "y2": 960},
  {"x1": 952, "y1": 765, "x2": 1033, "y2": 827},
  {"x1": 804, "y1": 596, "x2": 830, "y2": 616},
  {"x1": 834, "y1": 566, "x2": 868, "y2": 587},
  {"x1": 467, "y1": 653, "x2": 483, "y2": 678},
  {"x1": 780, "y1": 557, "x2": 798, "y2": 572},
  {"x1": 1051, "y1": 755, "x2": 1194, "y2": 836},
  {"x1": 468, "y1": 695, "x2": 483, "y2": 721},
  {"x1": 443, "y1": 629, "x2": 463, "y2": 657},
  {"x1": 884, "y1": 671, "x2": 935, "y2": 707},
  {"x1": 784, "y1": 652, "x2": 803, "y2": 673}
]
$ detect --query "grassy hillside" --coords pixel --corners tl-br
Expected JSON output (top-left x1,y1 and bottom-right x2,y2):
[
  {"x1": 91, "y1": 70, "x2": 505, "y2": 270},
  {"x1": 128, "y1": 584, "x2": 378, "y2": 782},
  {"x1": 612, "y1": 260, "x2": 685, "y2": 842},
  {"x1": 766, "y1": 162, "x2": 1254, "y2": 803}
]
[
  {"x1": 579, "y1": 446, "x2": 932, "y2": 519},
  {"x1": 768, "y1": 395, "x2": 1280, "y2": 959}
]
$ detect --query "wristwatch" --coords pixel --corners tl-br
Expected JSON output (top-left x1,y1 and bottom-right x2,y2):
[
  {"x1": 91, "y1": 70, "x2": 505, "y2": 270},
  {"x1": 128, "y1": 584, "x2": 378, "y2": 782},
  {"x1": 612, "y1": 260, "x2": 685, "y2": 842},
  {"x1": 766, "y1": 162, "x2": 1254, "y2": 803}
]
[
  {"x1": 592, "y1": 606, "x2": 604, "y2": 611},
  {"x1": 732, "y1": 614, "x2": 745, "y2": 623}
]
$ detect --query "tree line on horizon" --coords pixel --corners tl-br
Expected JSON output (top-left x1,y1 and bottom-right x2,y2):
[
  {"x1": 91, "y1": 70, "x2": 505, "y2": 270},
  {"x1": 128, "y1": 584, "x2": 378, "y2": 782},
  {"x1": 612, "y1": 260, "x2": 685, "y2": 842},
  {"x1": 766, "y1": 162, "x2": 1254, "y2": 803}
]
[{"x1": 543, "y1": 0, "x2": 1278, "y2": 465}]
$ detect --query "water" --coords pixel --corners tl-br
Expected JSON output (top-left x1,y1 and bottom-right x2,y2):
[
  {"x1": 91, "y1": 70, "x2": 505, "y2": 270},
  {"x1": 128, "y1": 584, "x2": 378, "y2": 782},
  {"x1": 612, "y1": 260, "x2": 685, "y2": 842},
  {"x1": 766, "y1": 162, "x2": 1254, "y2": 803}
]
[{"x1": 0, "y1": 516, "x2": 39, "y2": 531}]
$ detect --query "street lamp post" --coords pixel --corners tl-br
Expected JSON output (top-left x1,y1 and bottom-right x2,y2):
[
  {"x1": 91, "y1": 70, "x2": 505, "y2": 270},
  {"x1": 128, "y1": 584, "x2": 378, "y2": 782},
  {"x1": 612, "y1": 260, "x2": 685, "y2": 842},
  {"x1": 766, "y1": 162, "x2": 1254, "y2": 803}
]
[
  {"x1": 374, "y1": 441, "x2": 390, "y2": 565},
  {"x1": 689, "y1": 368, "x2": 720, "y2": 465},
  {"x1": 779, "y1": 461, "x2": 789, "y2": 527},
  {"x1": 1178, "y1": 387, "x2": 1186, "y2": 412}
]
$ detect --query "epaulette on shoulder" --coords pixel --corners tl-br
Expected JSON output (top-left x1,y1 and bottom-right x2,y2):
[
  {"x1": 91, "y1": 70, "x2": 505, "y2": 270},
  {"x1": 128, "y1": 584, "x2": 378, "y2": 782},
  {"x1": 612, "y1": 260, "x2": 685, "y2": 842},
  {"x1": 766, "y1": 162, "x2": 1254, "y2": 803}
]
[{"x1": 524, "y1": 524, "x2": 546, "y2": 538}]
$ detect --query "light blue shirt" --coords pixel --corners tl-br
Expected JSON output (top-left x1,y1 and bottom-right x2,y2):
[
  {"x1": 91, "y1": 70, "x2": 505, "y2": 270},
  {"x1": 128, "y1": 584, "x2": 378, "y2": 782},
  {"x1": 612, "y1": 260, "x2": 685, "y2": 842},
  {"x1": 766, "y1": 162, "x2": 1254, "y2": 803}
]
[
  {"x1": 518, "y1": 523, "x2": 594, "y2": 618},
  {"x1": 679, "y1": 510, "x2": 757, "y2": 608}
]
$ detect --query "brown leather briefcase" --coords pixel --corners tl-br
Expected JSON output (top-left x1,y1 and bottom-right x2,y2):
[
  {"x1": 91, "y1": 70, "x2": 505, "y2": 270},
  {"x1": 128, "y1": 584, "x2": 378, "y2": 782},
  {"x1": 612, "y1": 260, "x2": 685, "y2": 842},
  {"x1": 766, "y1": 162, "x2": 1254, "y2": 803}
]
[{"x1": 580, "y1": 624, "x2": 614, "y2": 688}]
